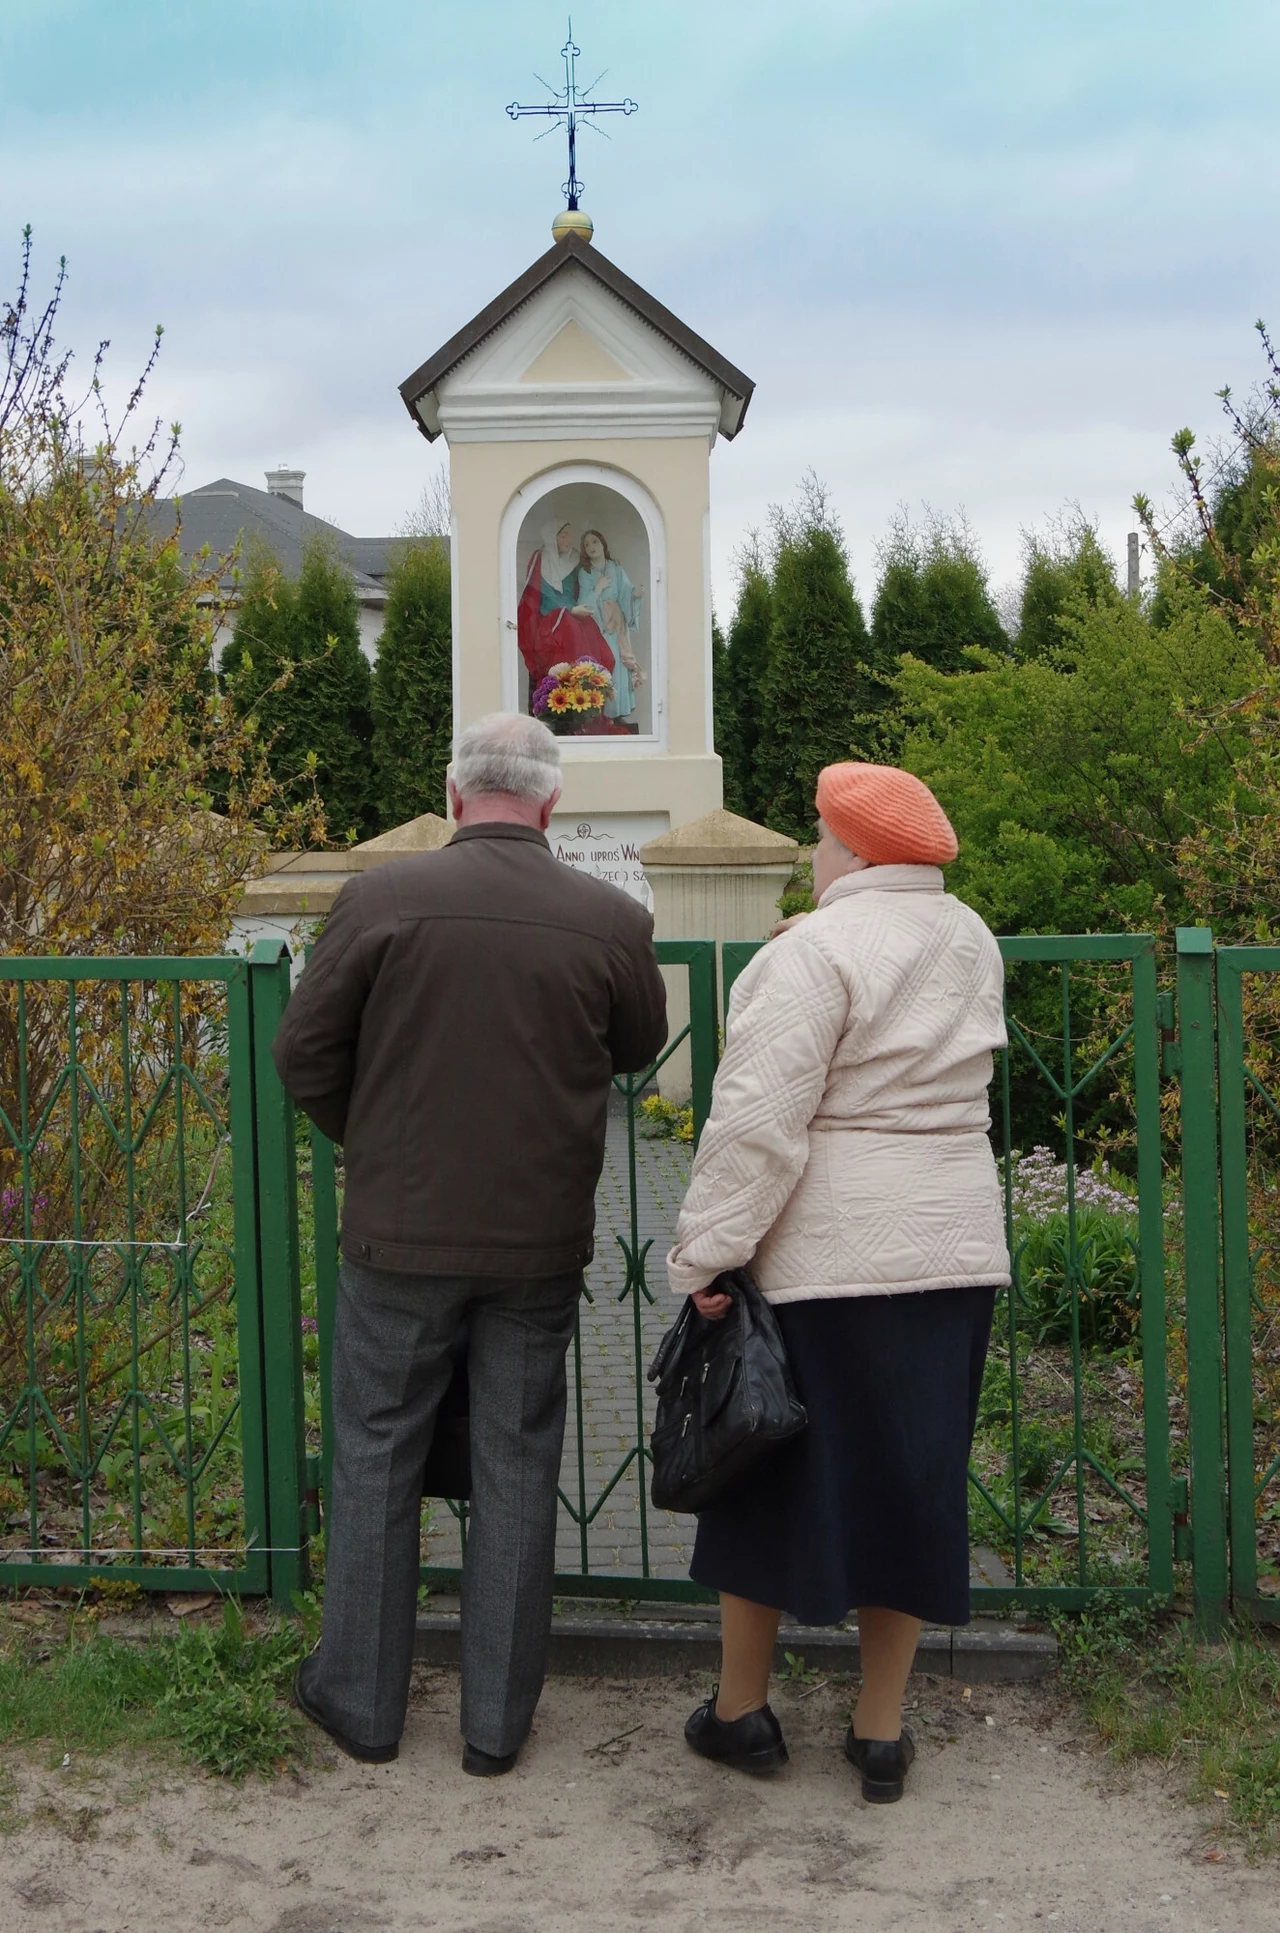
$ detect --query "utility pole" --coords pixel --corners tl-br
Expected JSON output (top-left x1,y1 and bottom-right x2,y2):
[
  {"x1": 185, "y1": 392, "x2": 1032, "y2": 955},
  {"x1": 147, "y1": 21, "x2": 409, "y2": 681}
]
[{"x1": 1127, "y1": 530, "x2": 1140, "y2": 601}]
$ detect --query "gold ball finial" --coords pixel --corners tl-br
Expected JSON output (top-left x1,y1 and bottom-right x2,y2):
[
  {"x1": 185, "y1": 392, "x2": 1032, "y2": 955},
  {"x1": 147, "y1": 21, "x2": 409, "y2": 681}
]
[{"x1": 552, "y1": 207, "x2": 594, "y2": 245}]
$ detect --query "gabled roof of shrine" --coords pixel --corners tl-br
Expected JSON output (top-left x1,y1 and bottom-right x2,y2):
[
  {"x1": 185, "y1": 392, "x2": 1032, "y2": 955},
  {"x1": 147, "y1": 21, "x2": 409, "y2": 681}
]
[{"x1": 398, "y1": 231, "x2": 754, "y2": 442}]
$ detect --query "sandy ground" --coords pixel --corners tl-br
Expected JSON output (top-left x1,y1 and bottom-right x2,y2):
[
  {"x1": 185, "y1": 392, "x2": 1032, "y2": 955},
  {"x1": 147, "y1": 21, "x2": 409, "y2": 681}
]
[{"x1": 0, "y1": 1665, "x2": 1271, "y2": 1933}]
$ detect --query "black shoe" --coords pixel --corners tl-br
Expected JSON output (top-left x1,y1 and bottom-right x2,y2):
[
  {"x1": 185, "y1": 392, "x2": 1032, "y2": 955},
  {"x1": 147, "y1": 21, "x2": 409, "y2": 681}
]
[
  {"x1": 293, "y1": 1662, "x2": 398, "y2": 1764},
  {"x1": 844, "y1": 1725, "x2": 915, "y2": 1803},
  {"x1": 462, "y1": 1741, "x2": 520, "y2": 1777},
  {"x1": 685, "y1": 1696, "x2": 788, "y2": 1775}
]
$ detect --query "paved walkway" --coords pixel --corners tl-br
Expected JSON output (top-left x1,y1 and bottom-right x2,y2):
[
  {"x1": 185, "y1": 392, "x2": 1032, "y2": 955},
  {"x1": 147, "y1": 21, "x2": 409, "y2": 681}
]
[
  {"x1": 425, "y1": 1092, "x2": 693, "y2": 1581},
  {"x1": 422, "y1": 1095, "x2": 1011, "y2": 1595}
]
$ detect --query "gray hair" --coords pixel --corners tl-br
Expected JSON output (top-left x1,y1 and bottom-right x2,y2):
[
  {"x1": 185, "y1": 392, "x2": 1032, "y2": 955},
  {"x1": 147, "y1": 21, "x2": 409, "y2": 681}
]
[{"x1": 450, "y1": 712, "x2": 562, "y2": 804}]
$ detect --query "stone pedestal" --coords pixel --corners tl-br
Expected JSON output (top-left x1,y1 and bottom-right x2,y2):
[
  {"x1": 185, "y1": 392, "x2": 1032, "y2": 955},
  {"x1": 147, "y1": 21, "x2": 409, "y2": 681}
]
[
  {"x1": 640, "y1": 810, "x2": 799, "y2": 1100},
  {"x1": 232, "y1": 812, "x2": 452, "y2": 960}
]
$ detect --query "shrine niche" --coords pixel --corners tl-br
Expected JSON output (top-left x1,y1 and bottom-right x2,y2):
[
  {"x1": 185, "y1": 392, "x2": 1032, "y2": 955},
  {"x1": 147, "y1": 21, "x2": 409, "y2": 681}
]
[
  {"x1": 399, "y1": 218, "x2": 751, "y2": 839},
  {"x1": 515, "y1": 478, "x2": 654, "y2": 738}
]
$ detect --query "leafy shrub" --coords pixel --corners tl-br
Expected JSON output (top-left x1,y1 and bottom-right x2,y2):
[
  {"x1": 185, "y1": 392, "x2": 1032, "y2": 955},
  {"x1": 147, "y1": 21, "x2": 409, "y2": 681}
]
[
  {"x1": 161, "y1": 1599, "x2": 306, "y2": 1779},
  {"x1": 638, "y1": 1095, "x2": 693, "y2": 1144},
  {"x1": 777, "y1": 852, "x2": 815, "y2": 921},
  {"x1": 0, "y1": 1598, "x2": 309, "y2": 1781},
  {"x1": 1004, "y1": 1146, "x2": 1140, "y2": 1350},
  {"x1": 1013, "y1": 1206, "x2": 1139, "y2": 1350}
]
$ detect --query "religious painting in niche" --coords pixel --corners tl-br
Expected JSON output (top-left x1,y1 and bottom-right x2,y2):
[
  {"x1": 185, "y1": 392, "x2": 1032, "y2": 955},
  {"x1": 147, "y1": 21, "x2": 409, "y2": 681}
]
[{"x1": 515, "y1": 482, "x2": 653, "y2": 736}]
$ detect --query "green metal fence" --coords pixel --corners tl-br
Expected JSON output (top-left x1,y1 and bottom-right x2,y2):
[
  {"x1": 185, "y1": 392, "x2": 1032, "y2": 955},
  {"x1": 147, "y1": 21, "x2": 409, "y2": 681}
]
[
  {"x1": 1216, "y1": 943, "x2": 1280, "y2": 1625},
  {"x1": 0, "y1": 943, "x2": 306, "y2": 1602},
  {"x1": 6, "y1": 924, "x2": 1280, "y2": 1624},
  {"x1": 729, "y1": 934, "x2": 1175, "y2": 1616}
]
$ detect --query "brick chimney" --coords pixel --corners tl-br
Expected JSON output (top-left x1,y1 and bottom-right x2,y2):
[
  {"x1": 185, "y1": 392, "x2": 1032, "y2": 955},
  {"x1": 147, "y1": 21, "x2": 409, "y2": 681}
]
[{"x1": 265, "y1": 466, "x2": 305, "y2": 507}]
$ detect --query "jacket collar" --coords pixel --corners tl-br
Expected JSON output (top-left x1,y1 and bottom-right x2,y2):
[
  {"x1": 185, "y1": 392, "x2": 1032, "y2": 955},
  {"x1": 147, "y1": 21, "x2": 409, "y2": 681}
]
[
  {"x1": 448, "y1": 821, "x2": 551, "y2": 851},
  {"x1": 818, "y1": 864, "x2": 946, "y2": 908}
]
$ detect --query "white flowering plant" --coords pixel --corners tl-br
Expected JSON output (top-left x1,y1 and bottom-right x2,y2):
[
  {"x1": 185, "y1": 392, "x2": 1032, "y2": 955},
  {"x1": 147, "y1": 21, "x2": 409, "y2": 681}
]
[{"x1": 1004, "y1": 1146, "x2": 1140, "y2": 1351}]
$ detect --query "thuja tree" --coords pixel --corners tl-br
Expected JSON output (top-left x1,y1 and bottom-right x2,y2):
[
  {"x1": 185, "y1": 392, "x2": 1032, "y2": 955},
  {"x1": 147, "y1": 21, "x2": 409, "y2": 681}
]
[
  {"x1": 755, "y1": 476, "x2": 888, "y2": 841},
  {"x1": 1017, "y1": 515, "x2": 1121, "y2": 658},
  {"x1": 717, "y1": 538, "x2": 774, "y2": 819},
  {"x1": 371, "y1": 537, "x2": 452, "y2": 826},
  {"x1": 871, "y1": 511, "x2": 1007, "y2": 673},
  {"x1": 710, "y1": 612, "x2": 735, "y2": 806},
  {"x1": 222, "y1": 538, "x2": 375, "y2": 842}
]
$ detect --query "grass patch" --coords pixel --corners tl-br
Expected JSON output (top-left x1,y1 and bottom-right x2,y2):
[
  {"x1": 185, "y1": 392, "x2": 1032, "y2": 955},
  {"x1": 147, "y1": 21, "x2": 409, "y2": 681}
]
[
  {"x1": 1053, "y1": 1592, "x2": 1280, "y2": 1850},
  {"x1": 0, "y1": 1598, "x2": 312, "y2": 1783}
]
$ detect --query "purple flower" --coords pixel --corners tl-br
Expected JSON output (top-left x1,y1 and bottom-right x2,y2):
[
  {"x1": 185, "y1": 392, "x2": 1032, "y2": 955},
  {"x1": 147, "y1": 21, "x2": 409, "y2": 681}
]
[
  {"x1": 1005, "y1": 1146, "x2": 1137, "y2": 1223},
  {"x1": 300, "y1": 1315, "x2": 318, "y2": 1334},
  {"x1": 1, "y1": 1187, "x2": 48, "y2": 1234}
]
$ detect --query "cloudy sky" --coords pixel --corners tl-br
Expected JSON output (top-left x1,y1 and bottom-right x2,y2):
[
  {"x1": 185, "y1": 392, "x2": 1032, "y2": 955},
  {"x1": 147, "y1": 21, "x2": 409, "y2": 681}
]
[{"x1": 2, "y1": 0, "x2": 1276, "y2": 617}]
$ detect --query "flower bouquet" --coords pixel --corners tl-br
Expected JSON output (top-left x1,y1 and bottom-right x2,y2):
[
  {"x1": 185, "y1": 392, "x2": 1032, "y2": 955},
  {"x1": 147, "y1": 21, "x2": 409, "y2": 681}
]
[{"x1": 532, "y1": 659, "x2": 615, "y2": 735}]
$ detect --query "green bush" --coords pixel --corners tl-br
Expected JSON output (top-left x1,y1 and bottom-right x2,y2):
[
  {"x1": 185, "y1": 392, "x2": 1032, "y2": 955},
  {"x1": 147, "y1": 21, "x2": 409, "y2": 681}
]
[
  {"x1": 0, "y1": 1598, "x2": 309, "y2": 1782},
  {"x1": 776, "y1": 853, "x2": 815, "y2": 921},
  {"x1": 1013, "y1": 1204, "x2": 1139, "y2": 1350},
  {"x1": 637, "y1": 1094, "x2": 693, "y2": 1144}
]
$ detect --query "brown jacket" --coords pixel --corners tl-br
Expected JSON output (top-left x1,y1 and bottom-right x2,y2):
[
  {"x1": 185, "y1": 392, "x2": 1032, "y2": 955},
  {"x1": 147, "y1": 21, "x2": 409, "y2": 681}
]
[{"x1": 271, "y1": 822, "x2": 668, "y2": 1277}]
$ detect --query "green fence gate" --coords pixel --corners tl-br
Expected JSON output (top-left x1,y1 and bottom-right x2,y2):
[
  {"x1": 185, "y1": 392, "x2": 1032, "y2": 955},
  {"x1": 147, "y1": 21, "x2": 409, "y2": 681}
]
[
  {"x1": 306, "y1": 941, "x2": 721, "y2": 1604},
  {"x1": 0, "y1": 943, "x2": 307, "y2": 1604},
  {"x1": 301, "y1": 932, "x2": 1183, "y2": 1617},
  {"x1": 727, "y1": 932, "x2": 1176, "y2": 1617}
]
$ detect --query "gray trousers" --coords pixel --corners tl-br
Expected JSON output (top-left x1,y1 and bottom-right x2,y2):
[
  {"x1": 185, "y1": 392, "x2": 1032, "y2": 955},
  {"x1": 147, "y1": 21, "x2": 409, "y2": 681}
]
[{"x1": 305, "y1": 1257, "x2": 581, "y2": 1754}]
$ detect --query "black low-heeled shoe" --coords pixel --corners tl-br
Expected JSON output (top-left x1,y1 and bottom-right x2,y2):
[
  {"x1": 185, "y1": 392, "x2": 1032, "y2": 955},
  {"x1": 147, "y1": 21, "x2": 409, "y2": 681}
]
[
  {"x1": 844, "y1": 1725, "x2": 915, "y2": 1803},
  {"x1": 685, "y1": 1695, "x2": 788, "y2": 1775},
  {"x1": 293, "y1": 1662, "x2": 399, "y2": 1764}
]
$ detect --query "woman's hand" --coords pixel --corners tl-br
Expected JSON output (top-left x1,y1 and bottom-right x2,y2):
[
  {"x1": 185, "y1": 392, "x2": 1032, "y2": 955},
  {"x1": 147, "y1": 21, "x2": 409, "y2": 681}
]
[
  {"x1": 770, "y1": 912, "x2": 810, "y2": 939},
  {"x1": 691, "y1": 1286, "x2": 733, "y2": 1320}
]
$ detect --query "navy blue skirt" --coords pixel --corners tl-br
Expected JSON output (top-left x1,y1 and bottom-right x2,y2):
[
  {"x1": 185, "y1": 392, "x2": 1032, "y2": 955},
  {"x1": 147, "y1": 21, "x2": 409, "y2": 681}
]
[{"x1": 689, "y1": 1284, "x2": 996, "y2": 1627}]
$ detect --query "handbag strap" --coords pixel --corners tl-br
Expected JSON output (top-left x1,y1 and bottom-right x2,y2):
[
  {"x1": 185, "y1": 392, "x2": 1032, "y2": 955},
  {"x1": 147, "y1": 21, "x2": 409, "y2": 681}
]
[{"x1": 646, "y1": 1297, "x2": 696, "y2": 1384}]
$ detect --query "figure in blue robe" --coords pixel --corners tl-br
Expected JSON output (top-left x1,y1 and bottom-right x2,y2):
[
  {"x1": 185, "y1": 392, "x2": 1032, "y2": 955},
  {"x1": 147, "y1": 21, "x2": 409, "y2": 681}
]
[{"x1": 574, "y1": 529, "x2": 643, "y2": 720}]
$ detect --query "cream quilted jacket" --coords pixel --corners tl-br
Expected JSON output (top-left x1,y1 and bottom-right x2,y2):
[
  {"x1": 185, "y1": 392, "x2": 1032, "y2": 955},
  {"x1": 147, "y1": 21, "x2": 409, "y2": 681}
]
[{"x1": 667, "y1": 865, "x2": 1012, "y2": 1303}]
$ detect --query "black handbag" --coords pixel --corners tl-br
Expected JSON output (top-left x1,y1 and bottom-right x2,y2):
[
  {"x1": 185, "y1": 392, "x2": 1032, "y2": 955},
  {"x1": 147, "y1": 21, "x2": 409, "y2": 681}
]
[
  {"x1": 422, "y1": 1339, "x2": 471, "y2": 1501},
  {"x1": 646, "y1": 1268, "x2": 808, "y2": 1513}
]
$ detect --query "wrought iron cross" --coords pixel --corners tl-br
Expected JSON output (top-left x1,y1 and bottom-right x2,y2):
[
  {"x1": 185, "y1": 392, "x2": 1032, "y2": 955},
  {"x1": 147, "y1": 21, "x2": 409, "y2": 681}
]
[{"x1": 506, "y1": 18, "x2": 638, "y2": 211}]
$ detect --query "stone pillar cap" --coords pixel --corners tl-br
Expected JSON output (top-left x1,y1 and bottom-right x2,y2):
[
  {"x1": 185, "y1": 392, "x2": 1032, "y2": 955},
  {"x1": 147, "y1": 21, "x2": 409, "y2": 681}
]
[
  {"x1": 354, "y1": 812, "x2": 451, "y2": 854},
  {"x1": 640, "y1": 809, "x2": 799, "y2": 868}
]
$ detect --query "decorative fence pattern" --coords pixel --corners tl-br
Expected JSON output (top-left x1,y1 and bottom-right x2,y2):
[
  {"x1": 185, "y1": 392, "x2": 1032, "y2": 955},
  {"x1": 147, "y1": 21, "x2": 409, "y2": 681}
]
[
  {"x1": 1, "y1": 928, "x2": 1275, "y2": 1633},
  {"x1": 0, "y1": 953, "x2": 289, "y2": 1596}
]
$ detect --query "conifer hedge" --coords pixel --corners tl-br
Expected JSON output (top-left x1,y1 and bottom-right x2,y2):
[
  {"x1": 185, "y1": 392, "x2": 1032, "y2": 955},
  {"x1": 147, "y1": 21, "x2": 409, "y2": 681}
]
[
  {"x1": 371, "y1": 538, "x2": 452, "y2": 826},
  {"x1": 221, "y1": 540, "x2": 375, "y2": 842}
]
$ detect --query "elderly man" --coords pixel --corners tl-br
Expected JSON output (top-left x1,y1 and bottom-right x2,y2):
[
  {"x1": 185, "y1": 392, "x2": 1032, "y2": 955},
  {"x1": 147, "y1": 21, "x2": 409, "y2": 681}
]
[{"x1": 273, "y1": 713, "x2": 666, "y2": 1773}]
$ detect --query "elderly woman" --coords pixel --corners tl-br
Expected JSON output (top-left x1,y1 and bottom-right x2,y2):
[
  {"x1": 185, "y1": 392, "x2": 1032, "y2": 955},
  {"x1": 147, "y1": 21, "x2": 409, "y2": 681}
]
[{"x1": 666, "y1": 763, "x2": 1010, "y2": 1803}]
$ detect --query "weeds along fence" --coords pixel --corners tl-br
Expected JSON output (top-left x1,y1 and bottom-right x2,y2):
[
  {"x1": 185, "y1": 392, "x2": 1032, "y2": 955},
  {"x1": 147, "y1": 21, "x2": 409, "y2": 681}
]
[{"x1": 1, "y1": 929, "x2": 1276, "y2": 1630}]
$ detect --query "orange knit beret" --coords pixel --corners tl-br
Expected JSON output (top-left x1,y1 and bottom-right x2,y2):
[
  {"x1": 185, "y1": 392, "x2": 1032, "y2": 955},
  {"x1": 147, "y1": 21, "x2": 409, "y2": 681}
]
[{"x1": 815, "y1": 763, "x2": 959, "y2": 866}]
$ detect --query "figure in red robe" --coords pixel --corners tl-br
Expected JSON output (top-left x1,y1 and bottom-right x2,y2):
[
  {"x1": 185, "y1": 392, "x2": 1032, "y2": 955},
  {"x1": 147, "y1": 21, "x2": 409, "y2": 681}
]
[{"x1": 517, "y1": 519, "x2": 616, "y2": 685}]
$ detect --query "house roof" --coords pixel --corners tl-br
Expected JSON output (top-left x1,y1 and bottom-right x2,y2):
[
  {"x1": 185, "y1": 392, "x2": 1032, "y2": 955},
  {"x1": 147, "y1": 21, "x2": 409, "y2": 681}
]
[
  {"x1": 149, "y1": 477, "x2": 400, "y2": 600},
  {"x1": 398, "y1": 232, "x2": 754, "y2": 442}
]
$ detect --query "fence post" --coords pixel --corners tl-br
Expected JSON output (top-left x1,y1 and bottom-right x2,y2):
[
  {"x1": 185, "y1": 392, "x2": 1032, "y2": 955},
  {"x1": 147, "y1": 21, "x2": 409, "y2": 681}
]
[
  {"x1": 1176, "y1": 926, "x2": 1228, "y2": 1636},
  {"x1": 685, "y1": 942, "x2": 719, "y2": 1142},
  {"x1": 247, "y1": 940, "x2": 310, "y2": 1607}
]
